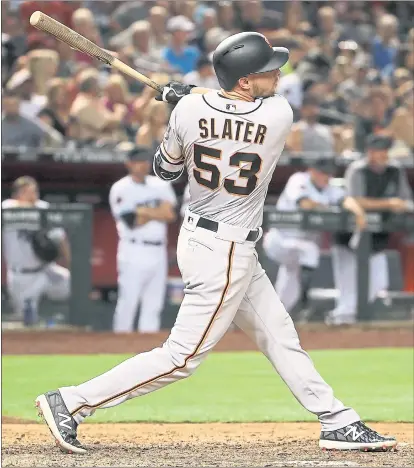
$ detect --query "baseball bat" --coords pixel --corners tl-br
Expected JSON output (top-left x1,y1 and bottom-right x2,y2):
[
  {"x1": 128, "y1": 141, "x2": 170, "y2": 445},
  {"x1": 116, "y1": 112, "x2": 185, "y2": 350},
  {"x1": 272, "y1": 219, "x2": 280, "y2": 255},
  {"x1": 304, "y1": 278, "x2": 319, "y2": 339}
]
[{"x1": 29, "y1": 11, "x2": 163, "y2": 93}]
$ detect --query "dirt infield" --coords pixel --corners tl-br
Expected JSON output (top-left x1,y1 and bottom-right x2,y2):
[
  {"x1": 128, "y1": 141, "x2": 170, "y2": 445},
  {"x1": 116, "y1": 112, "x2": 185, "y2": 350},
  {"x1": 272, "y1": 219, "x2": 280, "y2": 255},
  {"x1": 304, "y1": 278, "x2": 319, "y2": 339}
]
[
  {"x1": 2, "y1": 325, "x2": 413, "y2": 467},
  {"x1": 2, "y1": 422, "x2": 413, "y2": 467},
  {"x1": 2, "y1": 323, "x2": 413, "y2": 355}
]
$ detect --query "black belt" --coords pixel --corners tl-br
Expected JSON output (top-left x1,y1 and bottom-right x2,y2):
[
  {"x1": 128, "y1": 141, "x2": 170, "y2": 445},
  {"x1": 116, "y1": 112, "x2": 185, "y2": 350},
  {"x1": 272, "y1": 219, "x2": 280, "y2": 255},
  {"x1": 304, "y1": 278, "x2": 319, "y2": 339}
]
[
  {"x1": 130, "y1": 239, "x2": 163, "y2": 246},
  {"x1": 196, "y1": 217, "x2": 260, "y2": 242},
  {"x1": 12, "y1": 266, "x2": 44, "y2": 274}
]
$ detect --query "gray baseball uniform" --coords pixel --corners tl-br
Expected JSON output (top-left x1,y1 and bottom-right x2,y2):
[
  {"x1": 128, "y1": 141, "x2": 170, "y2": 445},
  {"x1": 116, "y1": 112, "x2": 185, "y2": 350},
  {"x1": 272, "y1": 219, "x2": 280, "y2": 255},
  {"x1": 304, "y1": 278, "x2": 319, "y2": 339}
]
[
  {"x1": 59, "y1": 91, "x2": 359, "y2": 431},
  {"x1": 2, "y1": 199, "x2": 70, "y2": 323}
]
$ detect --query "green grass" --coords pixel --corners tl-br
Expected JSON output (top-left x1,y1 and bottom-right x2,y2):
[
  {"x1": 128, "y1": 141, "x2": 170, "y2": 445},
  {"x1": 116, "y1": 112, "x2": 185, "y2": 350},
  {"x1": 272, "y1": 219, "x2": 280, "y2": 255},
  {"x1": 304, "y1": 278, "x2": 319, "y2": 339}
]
[{"x1": 2, "y1": 349, "x2": 413, "y2": 423}]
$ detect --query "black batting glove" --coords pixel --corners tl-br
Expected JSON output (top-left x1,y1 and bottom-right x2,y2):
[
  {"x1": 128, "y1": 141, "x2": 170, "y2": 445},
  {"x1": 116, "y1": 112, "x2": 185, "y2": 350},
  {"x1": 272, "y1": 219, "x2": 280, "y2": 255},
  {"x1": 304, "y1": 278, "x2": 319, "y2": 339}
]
[{"x1": 155, "y1": 81, "x2": 196, "y2": 104}]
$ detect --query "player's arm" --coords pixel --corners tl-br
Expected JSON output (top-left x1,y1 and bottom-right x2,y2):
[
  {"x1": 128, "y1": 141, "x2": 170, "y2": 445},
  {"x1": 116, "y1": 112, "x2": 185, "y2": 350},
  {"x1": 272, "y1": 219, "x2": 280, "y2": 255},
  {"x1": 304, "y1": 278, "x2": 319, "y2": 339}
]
[
  {"x1": 345, "y1": 164, "x2": 411, "y2": 212},
  {"x1": 58, "y1": 235, "x2": 71, "y2": 266},
  {"x1": 298, "y1": 198, "x2": 327, "y2": 210},
  {"x1": 136, "y1": 201, "x2": 176, "y2": 224},
  {"x1": 342, "y1": 196, "x2": 367, "y2": 230}
]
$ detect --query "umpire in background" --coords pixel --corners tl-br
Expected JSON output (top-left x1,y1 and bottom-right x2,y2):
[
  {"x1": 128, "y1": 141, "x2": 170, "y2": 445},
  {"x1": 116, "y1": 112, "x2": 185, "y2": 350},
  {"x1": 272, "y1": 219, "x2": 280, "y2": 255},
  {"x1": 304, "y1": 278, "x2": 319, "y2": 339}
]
[{"x1": 327, "y1": 134, "x2": 414, "y2": 326}]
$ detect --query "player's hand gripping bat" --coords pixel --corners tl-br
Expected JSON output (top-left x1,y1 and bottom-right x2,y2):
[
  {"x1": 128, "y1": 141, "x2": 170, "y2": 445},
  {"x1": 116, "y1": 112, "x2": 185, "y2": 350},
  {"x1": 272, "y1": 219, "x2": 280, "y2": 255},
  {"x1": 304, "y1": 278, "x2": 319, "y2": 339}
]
[{"x1": 29, "y1": 11, "x2": 210, "y2": 98}]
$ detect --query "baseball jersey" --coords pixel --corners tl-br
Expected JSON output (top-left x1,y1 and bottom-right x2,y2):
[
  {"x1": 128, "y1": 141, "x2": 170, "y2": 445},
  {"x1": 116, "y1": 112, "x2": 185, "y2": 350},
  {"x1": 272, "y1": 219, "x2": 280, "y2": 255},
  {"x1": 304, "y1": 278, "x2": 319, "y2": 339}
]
[
  {"x1": 157, "y1": 91, "x2": 293, "y2": 229},
  {"x1": 109, "y1": 175, "x2": 177, "y2": 245},
  {"x1": 2, "y1": 199, "x2": 65, "y2": 270},
  {"x1": 276, "y1": 171, "x2": 345, "y2": 240}
]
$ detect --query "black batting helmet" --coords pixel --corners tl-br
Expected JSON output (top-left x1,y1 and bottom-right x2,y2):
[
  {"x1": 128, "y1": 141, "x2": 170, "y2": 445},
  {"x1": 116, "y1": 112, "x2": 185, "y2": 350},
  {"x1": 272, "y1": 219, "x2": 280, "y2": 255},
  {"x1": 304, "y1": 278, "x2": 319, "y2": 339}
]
[{"x1": 213, "y1": 32, "x2": 289, "y2": 91}]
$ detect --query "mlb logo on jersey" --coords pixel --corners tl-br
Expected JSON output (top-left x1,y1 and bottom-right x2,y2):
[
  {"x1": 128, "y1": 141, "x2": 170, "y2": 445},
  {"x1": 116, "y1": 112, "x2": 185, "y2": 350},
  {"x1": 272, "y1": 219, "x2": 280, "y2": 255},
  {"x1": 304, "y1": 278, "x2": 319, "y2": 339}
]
[{"x1": 226, "y1": 104, "x2": 236, "y2": 112}]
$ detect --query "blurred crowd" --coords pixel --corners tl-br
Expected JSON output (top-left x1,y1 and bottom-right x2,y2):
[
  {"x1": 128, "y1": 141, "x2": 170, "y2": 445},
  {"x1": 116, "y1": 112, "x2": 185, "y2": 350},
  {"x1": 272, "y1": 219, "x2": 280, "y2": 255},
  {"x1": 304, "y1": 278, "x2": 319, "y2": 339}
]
[{"x1": 2, "y1": 0, "x2": 414, "y2": 160}]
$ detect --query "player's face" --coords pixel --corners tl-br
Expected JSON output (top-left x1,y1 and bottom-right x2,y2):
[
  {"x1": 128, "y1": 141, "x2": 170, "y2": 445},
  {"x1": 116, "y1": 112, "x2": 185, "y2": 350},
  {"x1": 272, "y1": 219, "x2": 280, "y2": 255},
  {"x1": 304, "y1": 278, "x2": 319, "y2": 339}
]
[
  {"x1": 19, "y1": 183, "x2": 39, "y2": 204},
  {"x1": 247, "y1": 69, "x2": 280, "y2": 98},
  {"x1": 126, "y1": 160, "x2": 151, "y2": 178},
  {"x1": 368, "y1": 149, "x2": 388, "y2": 168},
  {"x1": 310, "y1": 169, "x2": 331, "y2": 188}
]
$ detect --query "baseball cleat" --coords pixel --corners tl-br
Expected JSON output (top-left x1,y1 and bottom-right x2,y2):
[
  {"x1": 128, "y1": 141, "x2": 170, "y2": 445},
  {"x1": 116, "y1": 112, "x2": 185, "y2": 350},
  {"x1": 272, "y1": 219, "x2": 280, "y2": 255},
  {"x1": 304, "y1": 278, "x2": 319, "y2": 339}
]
[
  {"x1": 319, "y1": 421, "x2": 397, "y2": 451},
  {"x1": 35, "y1": 390, "x2": 86, "y2": 454}
]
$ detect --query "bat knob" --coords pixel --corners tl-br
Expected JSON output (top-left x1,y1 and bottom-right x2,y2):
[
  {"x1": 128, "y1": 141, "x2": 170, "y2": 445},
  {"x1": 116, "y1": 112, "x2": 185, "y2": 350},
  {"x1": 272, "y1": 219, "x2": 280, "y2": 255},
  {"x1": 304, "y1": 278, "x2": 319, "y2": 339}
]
[{"x1": 30, "y1": 11, "x2": 42, "y2": 27}]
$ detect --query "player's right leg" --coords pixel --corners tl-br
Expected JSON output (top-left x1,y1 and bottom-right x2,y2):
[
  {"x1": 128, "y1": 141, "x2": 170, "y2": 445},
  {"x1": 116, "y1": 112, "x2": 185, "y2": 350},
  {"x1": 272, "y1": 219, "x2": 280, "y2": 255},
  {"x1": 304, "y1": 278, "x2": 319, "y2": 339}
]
[
  {"x1": 35, "y1": 220, "x2": 256, "y2": 453},
  {"x1": 233, "y1": 258, "x2": 397, "y2": 451},
  {"x1": 112, "y1": 258, "x2": 146, "y2": 332}
]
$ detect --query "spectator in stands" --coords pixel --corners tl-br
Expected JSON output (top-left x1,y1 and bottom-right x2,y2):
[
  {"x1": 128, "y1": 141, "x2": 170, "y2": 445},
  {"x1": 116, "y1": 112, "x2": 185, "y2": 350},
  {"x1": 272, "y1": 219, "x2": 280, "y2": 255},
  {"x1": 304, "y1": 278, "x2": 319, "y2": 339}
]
[
  {"x1": 354, "y1": 87, "x2": 393, "y2": 152},
  {"x1": 148, "y1": 6, "x2": 169, "y2": 59},
  {"x1": 183, "y1": 55, "x2": 220, "y2": 89},
  {"x1": 387, "y1": 81, "x2": 414, "y2": 155},
  {"x1": 55, "y1": 40, "x2": 77, "y2": 79},
  {"x1": 277, "y1": 38, "x2": 306, "y2": 115},
  {"x1": 135, "y1": 100, "x2": 169, "y2": 152},
  {"x1": 338, "y1": 62, "x2": 370, "y2": 104},
  {"x1": 162, "y1": 15, "x2": 200, "y2": 75},
  {"x1": 2, "y1": 90, "x2": 62, "y2": 149},
  {"x1": 71, "y1": 8, "x2": 103, "y2": 64},
  {"x1": 236, "y1": 0, "x2": 282, "y2": 32},
  {"x1": 316, "y1": 6, "x2": 340, "y2": 44},
  {"x1": 372, "y1": 14, "x2": 399, "y2": 75},
  {"x1": 69, "y1": 68, "x2": 127, "y2": 145},
  {"x1": 5, "y1": 68, "x2": 46, "y2": 120},
  {"x1": 111, "y1": 1, "x2": 148, "y2": 31},
  {"x1": 217, "y1": 1, "x2": 236, "y2": 33},
  {"x1": 191, "y1": 7, "x2": 218, "y2": 53},
  {"x1": 286, "y1": 94, "x2": 335, "y2": 159},
  {"x1": 103, "y1": 74, "x2": 137, "y2": 139},
  {"x1": 328, "y1": 134, "x2": 414, "y2": 326},
  {"x1": 37, "y1": 78, "x2": 69, "y2": 137}
]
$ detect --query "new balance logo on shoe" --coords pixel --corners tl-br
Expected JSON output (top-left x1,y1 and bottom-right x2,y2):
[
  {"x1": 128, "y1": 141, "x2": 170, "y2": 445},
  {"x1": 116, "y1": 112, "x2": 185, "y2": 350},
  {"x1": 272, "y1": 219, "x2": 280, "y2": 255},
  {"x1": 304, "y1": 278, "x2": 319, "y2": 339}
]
[
  {"x1": 58, "y1": 413, "x2": 72, "y2": 431},
  {"x1": 344, "y1": 425, "x2": 365, "y2": 441}
]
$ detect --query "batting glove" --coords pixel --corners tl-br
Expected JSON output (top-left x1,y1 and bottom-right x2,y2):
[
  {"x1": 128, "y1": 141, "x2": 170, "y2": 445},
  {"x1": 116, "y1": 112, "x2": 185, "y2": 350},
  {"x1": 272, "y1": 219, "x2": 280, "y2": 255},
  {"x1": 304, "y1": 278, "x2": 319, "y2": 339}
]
[{"x1": 155, "y1": 81, "x2": 196, "y2": 104}]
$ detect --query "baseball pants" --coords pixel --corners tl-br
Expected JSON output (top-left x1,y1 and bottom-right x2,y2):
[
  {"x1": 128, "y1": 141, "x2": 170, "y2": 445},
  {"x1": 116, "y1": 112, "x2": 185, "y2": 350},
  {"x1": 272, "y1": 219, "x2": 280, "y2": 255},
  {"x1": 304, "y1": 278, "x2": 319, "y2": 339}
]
[
  {"x1": 112, "y1": 245, "x2": 168, "y2": 333},
  {"x1": 7, "y1": 264, "x2": 70, "y2": 323},
  {"x1": 60, "y1": 212, "x2": 359, "y2": 430},
  {"x1": 329, "y1": 245, "x2": 389, "y2": 324}
]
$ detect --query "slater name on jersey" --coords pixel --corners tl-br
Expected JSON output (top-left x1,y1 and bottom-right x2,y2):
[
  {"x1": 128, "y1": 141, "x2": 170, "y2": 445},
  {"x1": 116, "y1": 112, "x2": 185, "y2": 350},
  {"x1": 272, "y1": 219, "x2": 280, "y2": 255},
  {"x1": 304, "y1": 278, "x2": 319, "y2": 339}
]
[{"x1": 199, "y1": 118, "x2": 267, "y2": 145}]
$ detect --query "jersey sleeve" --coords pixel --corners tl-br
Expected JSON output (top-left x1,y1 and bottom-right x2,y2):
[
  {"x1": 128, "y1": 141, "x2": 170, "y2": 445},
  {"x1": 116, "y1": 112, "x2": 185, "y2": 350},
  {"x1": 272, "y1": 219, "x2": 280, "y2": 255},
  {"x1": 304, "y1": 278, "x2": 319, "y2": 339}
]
[
  {"x1": 398, "y1": 167, "x2": 413, "y2": 201},
  {"x1": 345, "y1": 163, "x2": 365, "y2": 197},
  {"x1": 109, "y1": 183, "x2": 134, "y2": 219},
  {"x1": 153, "y1": 103, "x2": 185, "y2": 182},
  {"x1": 328, "y1": 185, "x2": 346, "y2": 205},
  {"x1": 284, "y1": 174, "x2": 311, "y2": 205}
]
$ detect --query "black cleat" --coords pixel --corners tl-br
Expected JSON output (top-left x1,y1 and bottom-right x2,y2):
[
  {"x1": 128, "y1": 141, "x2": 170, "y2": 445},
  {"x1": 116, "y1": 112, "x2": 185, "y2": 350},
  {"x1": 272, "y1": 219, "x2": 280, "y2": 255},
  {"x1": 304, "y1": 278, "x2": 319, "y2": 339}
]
[
  {"x1": 319, "y1": 421, "x2": 397, "y2": 451},
  {"x1": 35, "y1": 390, "x2": 86, "y2": 454}
]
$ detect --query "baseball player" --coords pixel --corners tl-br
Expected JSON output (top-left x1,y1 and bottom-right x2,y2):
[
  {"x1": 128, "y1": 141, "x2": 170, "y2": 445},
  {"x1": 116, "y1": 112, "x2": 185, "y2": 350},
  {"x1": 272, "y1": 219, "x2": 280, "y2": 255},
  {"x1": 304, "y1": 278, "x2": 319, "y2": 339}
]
[
  {"x1": 327, "y1": 134, "x2": 414, "y2": 325},
  {"x1": 109, "y1": 145, "x2": 177, "y2": 333},
  {"x1": 2, "y1": 176, "x2": 70, "y2": 326},
  {"x1": 262, "y1": 159, "x2": 366, "y2": 318},
  {"x1": 36, "y1": 33, "x2": 396, "y2": 453}
]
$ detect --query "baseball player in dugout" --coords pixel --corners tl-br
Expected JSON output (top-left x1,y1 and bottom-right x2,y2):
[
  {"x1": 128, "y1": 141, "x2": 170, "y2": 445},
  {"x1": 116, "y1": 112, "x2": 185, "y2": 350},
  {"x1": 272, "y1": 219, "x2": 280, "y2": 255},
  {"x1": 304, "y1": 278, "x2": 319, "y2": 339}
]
[
  {"x1": 109, "y1": 144, "x2": 177, "y2": 333},
  {"x1": 36, "y1": 32, "x2": 397, "y2": 454},
  {"x1": 2, "y1": 176, "x2": 71, "y2": 326},
  {"x1": 262, "y1": 159, "x2": 366, "y2": 320},
  {"x1": 327, "y1": 134, "x2": 414, "y2": 326}
]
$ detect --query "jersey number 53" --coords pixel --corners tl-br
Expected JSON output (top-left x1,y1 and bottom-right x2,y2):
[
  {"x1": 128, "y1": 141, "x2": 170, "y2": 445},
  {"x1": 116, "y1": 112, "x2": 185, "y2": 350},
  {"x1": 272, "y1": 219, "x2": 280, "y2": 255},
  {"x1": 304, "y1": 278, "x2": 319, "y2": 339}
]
[{"x1": 193, "y1": 143, "x2": 262, "y2": 196}]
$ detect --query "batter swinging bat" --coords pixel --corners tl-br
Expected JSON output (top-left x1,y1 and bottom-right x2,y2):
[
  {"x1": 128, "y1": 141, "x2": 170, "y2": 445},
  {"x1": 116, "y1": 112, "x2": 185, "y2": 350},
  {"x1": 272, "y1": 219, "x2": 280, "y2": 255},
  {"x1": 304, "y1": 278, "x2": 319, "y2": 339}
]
[{"x1": 29, "y1": 11, "x2": 163, "y2": 93}]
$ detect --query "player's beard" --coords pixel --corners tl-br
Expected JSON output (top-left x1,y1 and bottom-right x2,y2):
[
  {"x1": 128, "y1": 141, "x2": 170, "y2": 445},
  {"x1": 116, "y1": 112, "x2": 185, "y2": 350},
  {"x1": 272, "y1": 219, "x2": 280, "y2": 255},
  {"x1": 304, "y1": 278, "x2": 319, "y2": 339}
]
[{"x1": 251, "y1": 76, "x2": 279, "y2": 98}]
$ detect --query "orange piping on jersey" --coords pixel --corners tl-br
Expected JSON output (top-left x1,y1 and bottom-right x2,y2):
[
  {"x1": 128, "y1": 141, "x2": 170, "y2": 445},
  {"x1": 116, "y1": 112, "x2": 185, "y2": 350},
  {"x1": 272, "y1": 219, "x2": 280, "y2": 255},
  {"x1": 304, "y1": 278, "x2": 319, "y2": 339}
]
[{"x1": 70, "y1": 242, "x2": 236, "y2": 417}]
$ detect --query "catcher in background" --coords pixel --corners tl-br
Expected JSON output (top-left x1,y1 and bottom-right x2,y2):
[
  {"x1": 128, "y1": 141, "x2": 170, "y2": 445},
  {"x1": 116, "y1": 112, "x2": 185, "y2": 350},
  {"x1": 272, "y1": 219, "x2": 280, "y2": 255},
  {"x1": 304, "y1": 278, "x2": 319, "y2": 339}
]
[{"x1": 2, "y1": 176, "x2": 71, "y2": 326}]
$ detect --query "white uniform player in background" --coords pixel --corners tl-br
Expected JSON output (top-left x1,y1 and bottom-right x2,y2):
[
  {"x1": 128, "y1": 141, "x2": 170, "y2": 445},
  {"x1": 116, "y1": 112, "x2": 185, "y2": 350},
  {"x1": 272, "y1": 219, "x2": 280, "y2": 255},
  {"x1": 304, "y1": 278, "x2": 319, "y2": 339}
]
[
  {"x1": 263, "y1": 160, "x2": 366, "y2": 318},
  {"x1": 109, "y1": 145, "x2": 177, "y2": 333},
  {"x1": 2, "y1": 176, "x2": 70, "y2": 326},
  {"x1": 37, "y1": 33, "x2": 396, "y2": 454}
]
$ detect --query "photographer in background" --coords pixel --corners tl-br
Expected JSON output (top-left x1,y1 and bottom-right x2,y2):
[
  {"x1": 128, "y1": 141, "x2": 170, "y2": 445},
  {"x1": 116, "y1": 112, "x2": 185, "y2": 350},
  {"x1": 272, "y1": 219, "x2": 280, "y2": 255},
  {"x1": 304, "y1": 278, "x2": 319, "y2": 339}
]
[
  {"x1": 328, "y1": 135, "x2": 414, "y2": 326},
  {"x1": 2, "y1": 176, "x2": 71, "y2": 326}
]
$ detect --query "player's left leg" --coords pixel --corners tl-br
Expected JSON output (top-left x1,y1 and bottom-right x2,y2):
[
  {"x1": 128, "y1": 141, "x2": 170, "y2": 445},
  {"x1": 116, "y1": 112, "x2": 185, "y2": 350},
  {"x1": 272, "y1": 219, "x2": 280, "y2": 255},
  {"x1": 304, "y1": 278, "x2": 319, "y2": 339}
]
[
  {"x1": 137, "y1": 249, "x2": 168, "y2": 332},
  {"x1": 44, "y1": 264, "x2": 71, "y2": 301},
  {"x1": 233, "y1": 257, "x2": 397, "y2": 451},
  {"x1": 368, "y1": 251, "x2": 389, "y2": 303}
]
